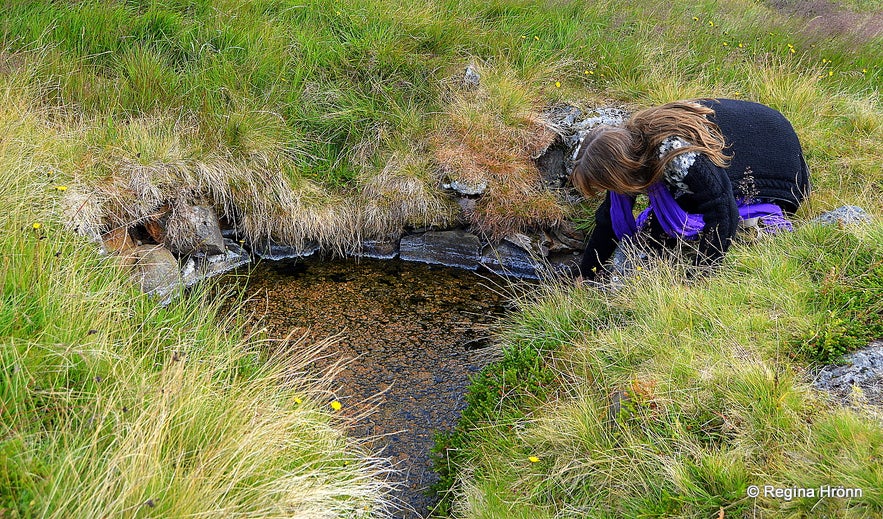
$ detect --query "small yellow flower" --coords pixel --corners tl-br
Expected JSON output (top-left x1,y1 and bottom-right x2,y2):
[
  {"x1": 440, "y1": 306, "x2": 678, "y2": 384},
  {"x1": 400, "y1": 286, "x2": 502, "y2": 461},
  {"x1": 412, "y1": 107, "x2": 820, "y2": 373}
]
[
  {"x1": 738, "y1": 43, "x2": 744, "y2": 48},
  {"x1": 534, "y1": 35, "x2": 539, "y2": 41},
  {"x1": 708, "y1": 21, "x2": 714, "y2": 27},
  {"x1": 54, "y1": 185, "x2": 68, "y2": 191},
  {"x1": 636, "y1": 266, "x2": 643, "y2": 271},
  {"x1": 733, "y1": 91, "x2": 742, "y2": 97},
  {"x1": 521, "y1": 35, "x2": 526, "y2": 39},
  {"x1": 722, "y1": 42, "x2": 728, "y2": 46},
  {"x1": 294, "y1": 397, "x2": 303, "y2": 405},
  {"x1": 789, "y1": 48, "x2": 796, "y2": 54},
  {"x1": 787, "y1": 43, "x2": 794, "y2": 48},
  {"x1": 822, "y1": 58, "x2": 828, "y2": 64},
  {"x1": 330, "y1": 400, "x2": 342, "y2": 411},
  {"x1": 555, "y1": 81, "x2": 561, "y2": 88},
  {"x1": 862, "y1": 68, "x2": 868, "y2": 74},
  {"x1": 32, "y1": 222, "x2": 42, "y2": 230},
  {"x1": 692, "y1": 16, "x2": 699, "y2": 21},
  {"x1": 528, "y1": 456, "x2": 540, "y2": 463},
  {"x1": 828, "y1": 70, "x2": 834, "y2": 76}
]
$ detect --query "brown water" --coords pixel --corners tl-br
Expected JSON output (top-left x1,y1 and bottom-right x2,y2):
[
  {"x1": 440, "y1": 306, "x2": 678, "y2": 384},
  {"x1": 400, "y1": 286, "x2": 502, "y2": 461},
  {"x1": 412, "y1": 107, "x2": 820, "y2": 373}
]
[{"x1": 222, "y1": 256, "x2": 513, "y2": 518}]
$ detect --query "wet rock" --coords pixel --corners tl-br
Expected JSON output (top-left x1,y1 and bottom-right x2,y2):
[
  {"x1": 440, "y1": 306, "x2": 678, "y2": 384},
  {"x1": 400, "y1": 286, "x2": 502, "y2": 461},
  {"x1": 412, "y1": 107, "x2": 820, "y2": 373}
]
[
  {"x1": 463, "y1": 64, "x2": 480, "y2": 88},
  {"x1": 357, "y1": 239, "x2": 400, "y2": 260},
  {"x1": 812, "y1": 205, "x2": 871, "y2": 226},
  {"x1": 400, "y1": 230, "x2": 482, "y2": 270},
  {"x1": 101, "y1": 227, "x2": 135, "y2": 255},
  {"x1": 480, "y1": 241, "x2": 541, "y2": 279},
  {"x1": 813, "y1": 341, "x2": 883, "y2": 406},
  {"x1": 182, "y1": 240, "x2": 251, "y2": 287},
  {"x1": 166, "y1": 204, "x2": 225, "y2": 256},
  {"x1": 251, "y1": 240, "x2": 321, "y2": 260},
  {"x1": 126, "y1": 245, "x2": 181, "y2": 296}
]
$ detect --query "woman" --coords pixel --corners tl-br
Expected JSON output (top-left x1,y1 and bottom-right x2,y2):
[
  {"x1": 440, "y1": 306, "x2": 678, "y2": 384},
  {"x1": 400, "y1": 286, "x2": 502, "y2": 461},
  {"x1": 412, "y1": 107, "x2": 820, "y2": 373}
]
[{"x1": 572, "y1": 98, "x2": 810, "y2": 280}]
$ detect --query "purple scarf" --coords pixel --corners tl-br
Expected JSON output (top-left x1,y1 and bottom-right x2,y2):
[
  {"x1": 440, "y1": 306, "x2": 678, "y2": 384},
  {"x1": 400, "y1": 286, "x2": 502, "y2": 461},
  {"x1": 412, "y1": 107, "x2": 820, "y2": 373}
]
[{"x1": 610, "y1": 183, "x2": 793, "y2": 240}]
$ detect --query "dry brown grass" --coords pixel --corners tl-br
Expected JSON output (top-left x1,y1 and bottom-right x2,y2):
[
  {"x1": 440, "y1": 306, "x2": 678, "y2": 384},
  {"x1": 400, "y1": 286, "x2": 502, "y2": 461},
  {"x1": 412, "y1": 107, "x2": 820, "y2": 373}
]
[
  {"x1": 433, "y1": 62, "x2": 567, "y2": 239},
  {"x1": 359, "y1": 152, "x2": 457, "y2": 239}
]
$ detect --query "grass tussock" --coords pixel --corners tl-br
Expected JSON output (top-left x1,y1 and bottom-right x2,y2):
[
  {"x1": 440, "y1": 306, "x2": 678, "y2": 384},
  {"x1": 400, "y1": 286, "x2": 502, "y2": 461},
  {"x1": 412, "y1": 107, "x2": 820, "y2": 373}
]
[{"x1": 433, "y1": 61, "x2": 566, "y2": 238}]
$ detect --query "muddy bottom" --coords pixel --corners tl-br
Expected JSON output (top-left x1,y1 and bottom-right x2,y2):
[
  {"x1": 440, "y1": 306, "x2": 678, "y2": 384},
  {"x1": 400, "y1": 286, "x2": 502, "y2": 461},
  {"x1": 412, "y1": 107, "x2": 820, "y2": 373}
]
[{"x1": 222, "y1": 256, "x2": 513, "y2": 518}]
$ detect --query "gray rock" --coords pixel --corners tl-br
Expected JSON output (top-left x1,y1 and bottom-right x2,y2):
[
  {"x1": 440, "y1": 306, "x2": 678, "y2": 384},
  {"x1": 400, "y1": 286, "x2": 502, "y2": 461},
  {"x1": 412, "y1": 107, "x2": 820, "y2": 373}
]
[
  {"x1": 535, "y1": 142, "x2": 568, "y2": 188},
  {"x1": 447, "y1": 180, "x2": 487, "y2": 196},
  {"x1": 182, "y1": 240, "x2": 250, "y2": 287},
  {"x1": 813, "y1": 341, "x2": 883, "y2": 406},
  {"x1": 357, "y1": 239, "x2": 400, "y2": 260},
  {"x1": 535, "y1": 104, "x2": 631, "y2": 184},
  {"x1": 811, "y1": 205, "x2": 871, "y2": 226},
  {"x1": 127, "y1": 245, "x2": 181, "y2": 296},
  {"x1": 251, "y1": 240, "x2": 320, "y2": 260},
  {"x1": 400, "y1": 230, "x2": 482, "y2": 270},
  {"x1": 464, "y1": 65, "x2": 480, "y2": 88},
  {"x1": 544, "y1": 104, "x2": 584, "y2": 129},
  {"x1": 480, "y1": 242, "x2": 541, "y2": 279},
  {"x1": 166, "y1": 204, "x2": 225, "y2": 256}
]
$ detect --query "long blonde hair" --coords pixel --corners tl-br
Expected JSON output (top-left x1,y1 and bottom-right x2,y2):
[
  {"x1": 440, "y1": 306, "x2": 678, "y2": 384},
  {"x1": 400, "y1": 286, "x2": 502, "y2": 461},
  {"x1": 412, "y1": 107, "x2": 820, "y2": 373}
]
[{"x1": 571, "y1": 100, "x2": 731, "y2": 196}]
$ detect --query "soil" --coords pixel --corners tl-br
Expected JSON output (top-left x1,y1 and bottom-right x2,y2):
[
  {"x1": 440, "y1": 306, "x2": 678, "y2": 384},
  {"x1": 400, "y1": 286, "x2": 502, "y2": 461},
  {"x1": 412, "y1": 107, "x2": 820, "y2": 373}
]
[{"x1": 222, "y1": 256, "x2": 516, "y2": 518}]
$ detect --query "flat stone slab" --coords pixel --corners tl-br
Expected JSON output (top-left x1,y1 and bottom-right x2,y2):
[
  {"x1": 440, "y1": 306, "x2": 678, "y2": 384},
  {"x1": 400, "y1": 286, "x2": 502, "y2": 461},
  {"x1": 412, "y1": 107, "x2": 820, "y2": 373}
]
[
  {"x1": 251, "y1": 240, "x2": 320, "y2": 260},
  {"x1": 400, "y1": 230, "x2": 482, "y2": 270},
  {"x1": 480, "y1": 242, "x2": 540, "y2": 279}
]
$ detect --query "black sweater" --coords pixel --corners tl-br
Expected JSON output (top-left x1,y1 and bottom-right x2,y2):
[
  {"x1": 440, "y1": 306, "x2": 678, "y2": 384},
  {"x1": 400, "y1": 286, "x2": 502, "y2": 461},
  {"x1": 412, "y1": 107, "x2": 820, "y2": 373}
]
[{"x1": 580, "y1": 99, "x2": 811, "y2": 277}]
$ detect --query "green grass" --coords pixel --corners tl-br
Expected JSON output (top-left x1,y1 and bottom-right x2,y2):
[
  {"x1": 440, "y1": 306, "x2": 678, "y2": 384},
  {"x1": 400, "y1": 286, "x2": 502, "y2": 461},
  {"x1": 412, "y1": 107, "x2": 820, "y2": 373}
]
[
  {"x1": 1, "y1": 0, "x2": 881, "y2": 517},
  {"x1": 436, "y1": 222, "x2": 883, "y2": 517}
]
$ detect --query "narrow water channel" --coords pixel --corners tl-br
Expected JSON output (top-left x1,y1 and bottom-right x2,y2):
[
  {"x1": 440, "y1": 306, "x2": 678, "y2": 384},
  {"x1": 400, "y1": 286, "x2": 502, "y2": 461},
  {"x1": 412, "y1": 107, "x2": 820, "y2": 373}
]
[{"x1": 222, "y1": 256, "x2": 513, "y2": 518}]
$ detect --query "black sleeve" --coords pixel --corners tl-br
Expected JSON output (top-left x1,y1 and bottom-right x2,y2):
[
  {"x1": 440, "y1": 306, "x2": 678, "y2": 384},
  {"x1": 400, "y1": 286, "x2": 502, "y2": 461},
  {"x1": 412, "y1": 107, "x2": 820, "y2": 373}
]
[
  {"x1": 683, "y1": 157, "x2": 740, "y2": 268},
  {"x1": 580, "y1": 191, "x2": 618, "y2": 279}
]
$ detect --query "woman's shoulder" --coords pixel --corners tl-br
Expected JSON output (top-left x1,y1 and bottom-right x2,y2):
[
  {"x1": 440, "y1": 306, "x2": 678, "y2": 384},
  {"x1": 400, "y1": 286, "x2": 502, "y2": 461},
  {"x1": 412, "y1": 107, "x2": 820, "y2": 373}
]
[
  {"x1": 658, "y1": 136, "x2": 697, "y2": 175},
  {"x1": 657, "y1": 137, "x2": 699, "y2": 198}
]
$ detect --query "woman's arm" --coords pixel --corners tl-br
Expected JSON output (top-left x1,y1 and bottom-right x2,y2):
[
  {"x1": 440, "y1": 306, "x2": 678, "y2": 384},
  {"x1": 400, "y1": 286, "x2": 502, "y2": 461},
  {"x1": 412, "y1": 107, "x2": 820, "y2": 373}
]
[
  {"x1": 683, "y1": 156, "x2": 740, "y2": 268},
  {"x1": 580, "y1": 191, "x2": 618, "y2": 279}
]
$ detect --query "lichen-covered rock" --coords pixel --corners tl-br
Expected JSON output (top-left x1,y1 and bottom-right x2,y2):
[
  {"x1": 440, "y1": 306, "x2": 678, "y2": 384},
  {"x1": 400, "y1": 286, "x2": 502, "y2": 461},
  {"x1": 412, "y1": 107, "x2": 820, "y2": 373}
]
[
  {"x1": 463, "y1": 64, "x2": 480, "y2": 88},
  {"x1": 400, "y1": 230, "x2": 482, "y2": 270},
  {"x1": 813, "y1": 341, "x2": 883, "y2": 406},
  {"x1": 812, "y1": 205, "x2": 871, "y2": 226},
  {"x1": 126, "y1": 245, "x2": 181, "y2": 296},
  {"x1": 446, "y1": 180, "x2": 487, "y2": 196}
]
